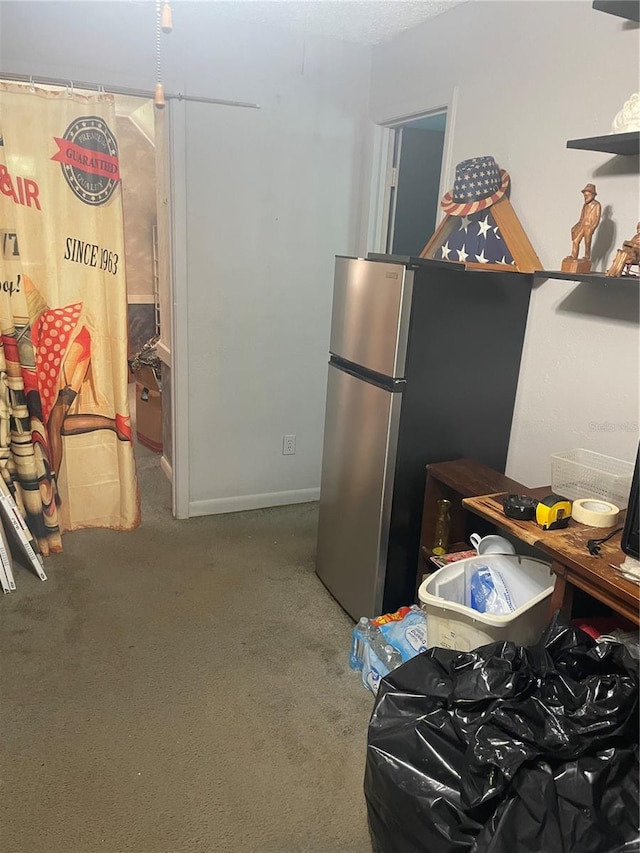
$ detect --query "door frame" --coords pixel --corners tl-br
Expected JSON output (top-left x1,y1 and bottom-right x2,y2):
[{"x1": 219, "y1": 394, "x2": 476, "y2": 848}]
[
  {"x1": 166, "y1": 99, "x2": 190, "y2": 519},
  {"x1": 367, "y1": 88, "x2": 459, "y2": 256},
  {"x1": 366, "y1": 124, "x2": 395, "y2": 255}
]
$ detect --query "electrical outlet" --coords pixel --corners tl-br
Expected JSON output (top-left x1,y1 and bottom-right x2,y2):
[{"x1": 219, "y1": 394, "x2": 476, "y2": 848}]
[{"x1": 283, "y1": 434, "x2": 296, "y2": 455}]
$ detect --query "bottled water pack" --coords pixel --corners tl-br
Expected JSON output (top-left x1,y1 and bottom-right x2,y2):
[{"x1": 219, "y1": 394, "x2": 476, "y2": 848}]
[{"x1": 350, "y1": 606, "x2": 428, "y2": 694}]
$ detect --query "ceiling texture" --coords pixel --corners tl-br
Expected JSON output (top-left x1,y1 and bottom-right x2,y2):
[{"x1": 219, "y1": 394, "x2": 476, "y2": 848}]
[{"x1": 206, "y1": 0, "x2": 468, "y2": 45}]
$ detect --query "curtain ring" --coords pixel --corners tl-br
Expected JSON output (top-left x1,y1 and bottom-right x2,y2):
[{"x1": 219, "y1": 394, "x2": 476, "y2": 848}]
[
  {"x1": 29, "y1": 76, "x2": 35, "y2": 92},
  {"x1": 66, "y1": 80, "x2": 74, "y2": 97},
  {"x1": 97, "y1": 84, "x2": 105, "y2": 101}
]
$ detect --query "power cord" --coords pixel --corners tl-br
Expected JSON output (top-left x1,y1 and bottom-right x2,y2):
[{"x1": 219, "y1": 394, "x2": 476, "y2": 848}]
[{"x1": 586, "y1": 527, "x2": 623, "y2": 557}]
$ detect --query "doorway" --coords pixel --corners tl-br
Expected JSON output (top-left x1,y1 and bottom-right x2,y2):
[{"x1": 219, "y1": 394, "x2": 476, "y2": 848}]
[
  {"x1": 385, "y1": 112, "x2": 447, "y2": 257},
  {"x1": 114, "y1": 95, "x2": 171, "y2": 506}
]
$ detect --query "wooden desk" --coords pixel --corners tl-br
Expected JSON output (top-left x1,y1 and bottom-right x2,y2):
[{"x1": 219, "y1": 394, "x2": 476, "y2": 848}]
[{"x1": 463, "y1": 491, "x2": 639, "y2": 626}]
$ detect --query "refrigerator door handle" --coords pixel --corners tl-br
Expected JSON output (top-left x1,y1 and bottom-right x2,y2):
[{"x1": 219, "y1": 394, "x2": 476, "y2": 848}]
[{"x1": 329, "y1": 356, "x2": 406, "y2": 393}]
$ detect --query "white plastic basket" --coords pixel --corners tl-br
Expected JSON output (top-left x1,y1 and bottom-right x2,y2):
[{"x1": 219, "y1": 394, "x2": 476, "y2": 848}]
[
  {"x1": 418, "y1": 554, "x2": 555, "y2": 652},
  {"x1": 550, "y1": 448, "x2": 634, "y2": 509}
]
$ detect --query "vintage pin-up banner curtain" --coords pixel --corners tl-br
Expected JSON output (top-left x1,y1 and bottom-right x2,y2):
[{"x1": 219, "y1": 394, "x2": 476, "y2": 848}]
[{"x1": 0, "y1": 82, "x2": 140, "y2": 553}]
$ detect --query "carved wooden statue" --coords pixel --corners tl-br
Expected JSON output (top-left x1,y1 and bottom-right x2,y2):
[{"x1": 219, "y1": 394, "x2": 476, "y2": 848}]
[
  {"x1": 561, "y1": 183, "x2": 602, "y2": 274},
  {"x1": 606, "y1": 222, "x2": 640, "y2": 278}
]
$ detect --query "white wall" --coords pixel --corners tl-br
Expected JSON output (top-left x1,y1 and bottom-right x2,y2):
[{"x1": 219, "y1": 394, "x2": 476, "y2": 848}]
[
  {"x1": 3, "y1": 0, "x2": 637, "y2": 508},
  {"x1": 170, "y1": 9, "x2": 374, "y2": 513},
  {"x1": 371, "y1": 0, "x2": 640, "y2": 486},
  {"x1": 0, "y1": 1, "x2": 375, "y2": 514}
]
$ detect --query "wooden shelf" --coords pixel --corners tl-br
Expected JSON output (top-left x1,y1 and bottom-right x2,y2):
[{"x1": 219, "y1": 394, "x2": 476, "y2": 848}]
[
  {"x1": 566, "y1": 132, "x2": 639, "y2": 155},
  {"x1": 592, "y1": 0, "x2": 640, "y2": 22},
  {"x1": 534, "y1": 270, "x2": 635, "y2": 284},
  {"x1": 367, "y1": 253, "x2": 464, "y2": 271}
]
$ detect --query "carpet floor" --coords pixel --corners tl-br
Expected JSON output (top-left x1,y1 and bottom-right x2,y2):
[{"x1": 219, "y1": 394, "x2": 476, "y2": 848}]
[{"x1": 0, "y1": 448, "x2": 374, "y2": 853}]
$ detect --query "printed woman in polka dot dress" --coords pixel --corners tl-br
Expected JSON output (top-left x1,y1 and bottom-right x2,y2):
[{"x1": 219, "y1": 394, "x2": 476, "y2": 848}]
[{"x1": 24, "y1": 276, "x2": 132, "y2": 496}]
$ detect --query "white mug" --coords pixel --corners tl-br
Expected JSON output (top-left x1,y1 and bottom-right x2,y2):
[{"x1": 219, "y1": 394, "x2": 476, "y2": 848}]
[{"x1": 469, "y1": 533, "x2": 516, "y2": 555}]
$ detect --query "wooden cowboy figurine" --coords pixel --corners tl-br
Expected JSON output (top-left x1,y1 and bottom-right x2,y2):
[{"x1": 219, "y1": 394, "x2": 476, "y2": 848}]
[
  {"x1": 570, "y1": 183, "x2": 601, "y2": 260},
  {"x1": 562, "y1": 183, "x2": 602, "y2": 273}
]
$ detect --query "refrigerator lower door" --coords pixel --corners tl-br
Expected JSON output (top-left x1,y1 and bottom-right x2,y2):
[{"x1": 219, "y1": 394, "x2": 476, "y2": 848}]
[{"x1": 316, "y1": 362, "x2": 402, "y2": 620}]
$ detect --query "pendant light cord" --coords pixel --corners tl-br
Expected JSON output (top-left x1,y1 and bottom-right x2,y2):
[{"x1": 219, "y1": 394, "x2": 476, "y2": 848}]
[{"x1": 155, "y1": 1, "x2": 165, "y2": 108}]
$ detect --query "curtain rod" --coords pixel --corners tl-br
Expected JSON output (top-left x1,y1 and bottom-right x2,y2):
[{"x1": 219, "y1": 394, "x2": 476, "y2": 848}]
[{"x1": 0, "y1": 72, "x2": 260, "y2": 110}]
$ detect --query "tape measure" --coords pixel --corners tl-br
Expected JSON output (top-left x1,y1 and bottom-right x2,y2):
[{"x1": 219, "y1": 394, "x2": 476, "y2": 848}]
[
  {"x1": 536, "y1": 494, "x2": 572, "y2": 530},
  {"x1": 502, "y1": 494, "x2": 539, "y2": 521}
]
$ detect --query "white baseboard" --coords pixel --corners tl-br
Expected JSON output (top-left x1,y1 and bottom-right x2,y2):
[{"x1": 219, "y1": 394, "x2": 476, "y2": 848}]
[
  {"x1": 188, "y1": 487, "x2": 320, "y2": 517},
  {"x1": 160, "y1": 454, "x2": 172, "y2": 483}
]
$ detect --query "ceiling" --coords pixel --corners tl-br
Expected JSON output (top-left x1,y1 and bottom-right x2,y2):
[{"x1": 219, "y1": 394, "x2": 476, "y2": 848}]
[{"x1": 206, "y1": 0, "x2": 468, "y2": 45}]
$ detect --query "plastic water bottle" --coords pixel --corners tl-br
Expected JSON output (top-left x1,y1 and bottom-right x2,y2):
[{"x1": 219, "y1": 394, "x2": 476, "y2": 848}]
[
  {"x1": 381, "y1": 643, "x2": 403, "y2": 671},
  {"x1": 368, "y1": 625, "x2": 403, "y2": 672},
  {"x1": 349, "y1": 617, "x2": 372, "y2": 670}
]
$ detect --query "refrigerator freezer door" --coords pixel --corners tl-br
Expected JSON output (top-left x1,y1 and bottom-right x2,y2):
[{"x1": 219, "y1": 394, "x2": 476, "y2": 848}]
[
  {"x1": 330, "y1": 257, "x2": 413, "y2": 380},
  {"x1": 316, "y1": 362, "x2": 402, "y2": 620}
]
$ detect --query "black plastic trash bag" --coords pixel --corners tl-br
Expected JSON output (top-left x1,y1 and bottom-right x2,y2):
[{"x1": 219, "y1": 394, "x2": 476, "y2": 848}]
[{"x1": 365, "y1": 616, "x2": 639, "y2": 853}]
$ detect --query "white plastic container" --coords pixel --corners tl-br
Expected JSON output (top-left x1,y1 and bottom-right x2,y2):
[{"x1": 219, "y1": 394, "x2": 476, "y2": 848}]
[
  {"x1": 418, "y1": 554, "x2": 555, "y2": 652},
  {"x1": 551, "y1": 448, "x2": 634, "y2": 509}
]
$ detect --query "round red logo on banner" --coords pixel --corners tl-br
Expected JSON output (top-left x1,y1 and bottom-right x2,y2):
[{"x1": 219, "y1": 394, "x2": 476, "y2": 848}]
[{"x1": 52, "y1": 116, "x2": 120, "y2": 206}]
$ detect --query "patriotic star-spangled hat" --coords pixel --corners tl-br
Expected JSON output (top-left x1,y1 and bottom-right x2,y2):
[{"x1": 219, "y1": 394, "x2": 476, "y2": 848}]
[{"x1": 441, "y1": 155, "x2": 510, "y2": 216}]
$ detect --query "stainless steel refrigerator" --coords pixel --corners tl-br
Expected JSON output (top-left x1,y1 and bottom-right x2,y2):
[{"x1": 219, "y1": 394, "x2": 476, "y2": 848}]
[{"x1": 315, "y1": 254, "x2": 531, "y2": 621}]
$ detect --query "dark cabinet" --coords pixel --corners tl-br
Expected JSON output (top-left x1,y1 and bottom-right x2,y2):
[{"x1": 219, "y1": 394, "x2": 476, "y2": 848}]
[{"x1": 385, "y1": 263, "x2": 533, "y2": 611}]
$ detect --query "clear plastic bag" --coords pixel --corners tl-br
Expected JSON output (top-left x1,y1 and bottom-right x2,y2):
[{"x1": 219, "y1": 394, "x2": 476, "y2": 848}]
[{"x1": 469, "y1": 566, "x2": 516, "y2": 615}]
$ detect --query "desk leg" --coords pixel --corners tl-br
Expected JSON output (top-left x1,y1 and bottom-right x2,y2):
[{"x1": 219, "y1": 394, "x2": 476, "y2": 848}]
[{"x1": 548, "y1": 561, "x2": 573, "y2": 621}]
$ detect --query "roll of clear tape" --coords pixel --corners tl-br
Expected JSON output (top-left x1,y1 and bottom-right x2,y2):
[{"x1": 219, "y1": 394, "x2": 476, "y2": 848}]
[{"x1": 572, "y1": 498, "x2": 620, "y2": 527}]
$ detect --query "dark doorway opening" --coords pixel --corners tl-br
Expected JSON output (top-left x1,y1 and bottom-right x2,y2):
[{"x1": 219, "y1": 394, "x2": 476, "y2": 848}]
[{"x1": 387, "y1": 113, "x2": 446, "y2": 257}]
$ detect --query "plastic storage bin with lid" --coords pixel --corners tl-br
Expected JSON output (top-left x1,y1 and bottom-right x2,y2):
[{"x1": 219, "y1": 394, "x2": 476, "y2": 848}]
[{"x1": 418, "y1": 554, "x2": 555, "y2": 652}]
